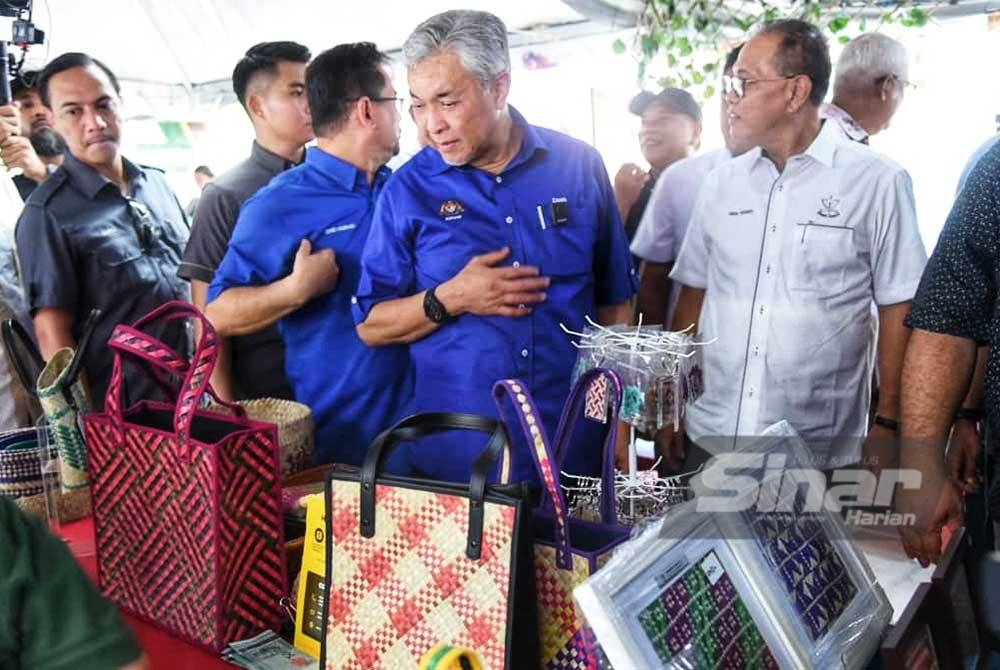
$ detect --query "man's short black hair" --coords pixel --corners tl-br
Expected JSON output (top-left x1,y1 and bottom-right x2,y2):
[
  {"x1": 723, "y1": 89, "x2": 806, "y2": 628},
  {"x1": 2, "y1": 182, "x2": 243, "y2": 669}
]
[
  {"x1": 307, "y1": 42, "x2": 389, "y2": 137},
  {"x1": 759, "y1": 19, "x2": 831, "y2": 106},
  {"x1": 194, "y1": 165, "x2": 214, "y2": 177},
  {"x1": 232, "y1": 41, "x2": 311, "y2": 111},
  {"x1": 11, "y1": 69, "x2": 40, "y2": 99},
  {"x1": 724, "y1": 44, "x2": 744, "y2": 74},
  {"x1": 38, "y1": 53, "x2": 120, "y2": 108}
]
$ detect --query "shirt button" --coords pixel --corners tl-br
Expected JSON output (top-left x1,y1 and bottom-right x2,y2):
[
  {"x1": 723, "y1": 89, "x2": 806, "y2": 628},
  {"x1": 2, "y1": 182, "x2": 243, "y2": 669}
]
[
  {"x1": 521, "y1": 348, "x2": 529, "y2": 358},
  {"x1": 505, "y1": 216, "x2": 513, "y2": 224},
  {"x1": 759, "y1": 305, "x2": 765, "y2": 315},
  {"x1": 765, "y1": 265, "x2": 772, "y2": 274},
  {"x1": 753, "y1": 346, "x2": 759, "y2": 356},
  {"x1": 512, "y1": 261, "x2": 520, "y2": 268},
  {"x1": 496, "y1": 176, "x2": 503, "y2": 184},
  {"x1": 350, "y1": 296, "x2": 358, "y2": 304},
  {"x1": 748, "y1": 388, "x2": 755, "y2": 398}
]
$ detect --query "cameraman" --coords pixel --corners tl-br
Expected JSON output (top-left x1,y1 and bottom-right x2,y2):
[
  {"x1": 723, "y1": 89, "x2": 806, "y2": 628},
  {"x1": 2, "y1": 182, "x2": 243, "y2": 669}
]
[{"x1": 0, "y1": 70, "x2": 65, "y2": 200}]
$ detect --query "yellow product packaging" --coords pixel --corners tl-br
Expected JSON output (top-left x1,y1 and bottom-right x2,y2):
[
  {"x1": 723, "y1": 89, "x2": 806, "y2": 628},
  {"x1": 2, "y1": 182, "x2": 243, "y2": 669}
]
[{"x1": 293, "y1": 493, "x2": 327, "y2": 658}]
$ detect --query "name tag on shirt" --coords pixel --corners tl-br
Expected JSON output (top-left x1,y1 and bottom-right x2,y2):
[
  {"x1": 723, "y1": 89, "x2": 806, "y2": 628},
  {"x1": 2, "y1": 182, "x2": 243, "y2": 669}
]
[{"x1": 324, "y1": 223, "x2": 357, "y2": 235}]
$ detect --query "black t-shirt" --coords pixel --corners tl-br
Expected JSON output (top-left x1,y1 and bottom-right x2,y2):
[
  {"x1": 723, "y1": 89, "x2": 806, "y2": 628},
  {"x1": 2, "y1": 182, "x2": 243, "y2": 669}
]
[{"x1": 179, "y1": 142, "x2": 296, "y2": 401}]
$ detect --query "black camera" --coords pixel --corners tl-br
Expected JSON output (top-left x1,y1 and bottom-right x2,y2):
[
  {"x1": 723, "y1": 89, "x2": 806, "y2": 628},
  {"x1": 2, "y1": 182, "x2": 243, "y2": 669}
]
[{"x1": 0, "y1": 0, "x2": 44, "y2": 104}]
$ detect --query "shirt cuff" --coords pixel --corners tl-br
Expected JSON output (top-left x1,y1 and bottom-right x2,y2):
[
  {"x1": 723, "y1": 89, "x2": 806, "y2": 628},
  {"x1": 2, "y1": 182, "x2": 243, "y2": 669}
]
[{"x1": 176, "y1": 261, "x2": 214, "y2": 284}]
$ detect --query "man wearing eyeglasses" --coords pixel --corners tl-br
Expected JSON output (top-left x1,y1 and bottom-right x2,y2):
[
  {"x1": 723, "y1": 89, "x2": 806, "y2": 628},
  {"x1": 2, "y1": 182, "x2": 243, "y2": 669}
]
[
  {"x1": 207, "y1": 43, "x2": 412, "y2": 466},
  {"x1": 14, "y1": 52, "x2": 190, "y2": 409},
  {"x1": 666, "y1": 20, "x2": 926, "y2": 474},
  {"x1": 822, "y1": 33, "x2": 911, "y2": 145}
]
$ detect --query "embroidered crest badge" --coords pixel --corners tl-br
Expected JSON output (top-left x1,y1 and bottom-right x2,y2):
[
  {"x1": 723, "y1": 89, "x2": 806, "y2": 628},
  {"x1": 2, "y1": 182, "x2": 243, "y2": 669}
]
[
  {"x1": 439, "y1": 200, "x2": 465, "y2": 220},
  {"x1": 818, "y1": 195, "x2": 841, "y2": 218}
]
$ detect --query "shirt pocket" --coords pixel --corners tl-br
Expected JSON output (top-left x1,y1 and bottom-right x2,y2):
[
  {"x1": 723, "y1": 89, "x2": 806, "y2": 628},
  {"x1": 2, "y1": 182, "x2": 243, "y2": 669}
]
[
  {"x1": 96, "y1": 237, "x2": 156, "y2": 293},
  {"x1": 789, "y1": 223, "x2": 855, "y2": 295}
]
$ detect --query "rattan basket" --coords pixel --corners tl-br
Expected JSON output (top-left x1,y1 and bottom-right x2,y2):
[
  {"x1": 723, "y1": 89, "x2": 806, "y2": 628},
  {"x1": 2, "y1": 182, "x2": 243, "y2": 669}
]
[
  {"x1": 209, "y1": 398, "x2": 314, "y2": 476},
  {"x1": 0, "y1": 426, "x2": 91, "y2": 521}
]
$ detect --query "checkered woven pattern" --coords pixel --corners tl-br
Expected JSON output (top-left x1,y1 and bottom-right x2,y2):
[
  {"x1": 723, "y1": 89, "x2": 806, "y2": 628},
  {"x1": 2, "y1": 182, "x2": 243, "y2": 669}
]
[
  {"x1": 0, "y1": 440, "x2": 43, "y2": 498},
  {"x1": 534, "y1": 545, "x2": 607, "y2": 669},
  {"x1": 326, "y1": 481, "x2": 517, "y2": 669},
  {"x1": 583, "y1": 376, "x2": 608, "y2": 423},
  {"x1": 84, "y1": 406, "x2": 285, "y2": 651}
]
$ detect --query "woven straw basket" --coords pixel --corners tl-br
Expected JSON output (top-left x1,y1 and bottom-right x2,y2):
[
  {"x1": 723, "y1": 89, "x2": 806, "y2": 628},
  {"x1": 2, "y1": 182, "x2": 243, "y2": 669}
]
[
  {"x1": 0, "y1": 426, "x2": 91, "y2": 521},
  {"x1": 209, "y1": 398, "x2": 314, "y2": 476}
]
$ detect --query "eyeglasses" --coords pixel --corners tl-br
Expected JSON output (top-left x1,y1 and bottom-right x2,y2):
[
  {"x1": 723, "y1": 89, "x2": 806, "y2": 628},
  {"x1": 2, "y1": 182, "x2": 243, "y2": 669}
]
[
  {"x1": 882, "y1": 74, "x2": 916, "y2": 90},
  {"x1": 126, "y1": 198, "x2": 154, "y2": 254},
  {"x1": 722, "y1": 74, "x2": 799, "y2": 99}
]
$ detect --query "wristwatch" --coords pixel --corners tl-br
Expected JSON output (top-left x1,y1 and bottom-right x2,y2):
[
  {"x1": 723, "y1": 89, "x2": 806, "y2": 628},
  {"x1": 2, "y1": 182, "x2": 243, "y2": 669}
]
[{"x1": 423, "y1": 286, "x2": 454, "y2": 324}]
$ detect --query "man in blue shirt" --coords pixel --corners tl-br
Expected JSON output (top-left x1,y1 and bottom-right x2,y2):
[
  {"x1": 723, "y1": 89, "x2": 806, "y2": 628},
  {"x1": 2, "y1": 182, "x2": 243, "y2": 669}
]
[
  {"x1": 208, "y1": 43, "x2": 412, "y2": 465},
  {"x1": 355, "y1": 10, "x2": 638, "y2": 483}
]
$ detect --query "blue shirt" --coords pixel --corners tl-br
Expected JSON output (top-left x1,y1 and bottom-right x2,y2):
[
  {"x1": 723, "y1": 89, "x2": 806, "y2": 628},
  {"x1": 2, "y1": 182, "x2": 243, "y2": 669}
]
[
  {"x1": 354, "y1": 107, "x2": 638, "y2": 482},
  {"x1": 208, "y1": 147, "x2": 413, "y2": 465}
]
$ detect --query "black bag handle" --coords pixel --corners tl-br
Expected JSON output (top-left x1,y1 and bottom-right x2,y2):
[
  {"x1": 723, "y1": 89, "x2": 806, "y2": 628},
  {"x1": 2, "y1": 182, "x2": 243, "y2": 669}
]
[
  {"x1": 1, "y1": 318, "x2": 43, "y2": 397},
  {"x1": 359, "y1": 412, "x2": 511, "y2": 560}
]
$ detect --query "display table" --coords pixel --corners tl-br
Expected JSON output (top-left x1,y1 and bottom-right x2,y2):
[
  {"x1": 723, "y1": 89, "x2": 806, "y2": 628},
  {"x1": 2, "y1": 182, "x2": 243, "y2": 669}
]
[{"x1": 60, "y1": 516, "x2": 236, "y2": 669}]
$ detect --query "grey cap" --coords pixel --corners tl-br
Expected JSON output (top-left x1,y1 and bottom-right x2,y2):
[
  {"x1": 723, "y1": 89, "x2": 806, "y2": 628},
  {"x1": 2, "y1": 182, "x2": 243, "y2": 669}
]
[{"x1": 629, "y1": 87, "x2": 702, "y2": 123}]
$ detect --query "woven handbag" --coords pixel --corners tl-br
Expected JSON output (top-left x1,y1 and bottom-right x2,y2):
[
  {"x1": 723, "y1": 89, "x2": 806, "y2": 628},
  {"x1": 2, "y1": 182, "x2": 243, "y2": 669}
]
[
  {"x1": 493, "y1": 369, "x2": 628, "y2": 670},
  {"x1": 82, "y1": 301, "x2": 287, "y2": 652},
  {"x1": 208, "y1": 398, "x2": 314, "y2": 476},
  {"x1": 0, "y1": 427, "x2": 45, "y2": 499},
  {"x1": 322, "y1": 412, "x2": 539, "y2": 669}
]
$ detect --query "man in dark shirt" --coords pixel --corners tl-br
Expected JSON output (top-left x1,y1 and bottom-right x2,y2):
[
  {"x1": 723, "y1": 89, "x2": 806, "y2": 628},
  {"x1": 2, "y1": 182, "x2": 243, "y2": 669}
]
[
  {"x1": 15, "y1": 52, "x2": 190, "y2": 408},
  {"x1": 1, "y1": 70, "x2": 66, "y2": 201},
  {"x1": 898, "y1": 141, "x2": 1000, "y2": 564},
  {"x1": 178, "y1": 41, "x2": 312, "y2": 400},
  {"x1": 613, "y1": 87, "x2": 702, "y2": 243}
]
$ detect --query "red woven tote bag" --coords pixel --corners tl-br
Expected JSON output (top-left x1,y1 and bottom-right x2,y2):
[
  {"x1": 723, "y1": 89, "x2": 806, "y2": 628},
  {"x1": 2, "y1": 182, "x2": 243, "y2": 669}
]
[{"x1": 83, "y1": 301, "x2": 286, "y2": 652}]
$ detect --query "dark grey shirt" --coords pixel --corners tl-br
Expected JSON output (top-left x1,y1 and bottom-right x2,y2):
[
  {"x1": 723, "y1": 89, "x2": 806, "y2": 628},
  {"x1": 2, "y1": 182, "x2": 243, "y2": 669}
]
[
  {"x1": 15, "y1": 152, "x2": 190, "y2": 409},
  {"x1": 178, "y1": 141, "x2": 295, "y2": 400}
]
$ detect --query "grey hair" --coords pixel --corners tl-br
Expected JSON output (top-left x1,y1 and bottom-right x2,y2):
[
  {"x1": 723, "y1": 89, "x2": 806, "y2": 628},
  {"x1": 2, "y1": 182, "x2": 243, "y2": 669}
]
[
  {"x1": 403, "y1": 10, "x2": 510, "y2": 82},
  {"x1": 834, "y1": 32, "x2": 908, "y2": 93}
]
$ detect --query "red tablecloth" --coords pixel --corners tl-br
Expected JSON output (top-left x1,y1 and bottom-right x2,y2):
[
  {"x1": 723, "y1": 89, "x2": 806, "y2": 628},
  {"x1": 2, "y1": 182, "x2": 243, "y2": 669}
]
[{"x1": 60, "y1": 516, "x2": 235, "y2": 669}]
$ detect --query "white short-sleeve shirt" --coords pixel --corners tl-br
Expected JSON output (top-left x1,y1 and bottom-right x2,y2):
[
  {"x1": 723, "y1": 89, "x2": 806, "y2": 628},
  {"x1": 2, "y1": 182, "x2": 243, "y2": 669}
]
[
  {"x1": 671, "y1": 120, "x2": 926, "y2": 463},
  {"x1": 630, "y1": 148, "x2": 731, "y2": 325}
]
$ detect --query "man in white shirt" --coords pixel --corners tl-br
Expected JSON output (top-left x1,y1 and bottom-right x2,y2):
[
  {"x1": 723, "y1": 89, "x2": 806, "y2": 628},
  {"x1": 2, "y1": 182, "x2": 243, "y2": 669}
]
[
  {"x1": 632, "y1": 44, "x2": 750, "y2": 327},
  {"x1": 668, "y1": 19, "x2": 926, "y2": 470},
  {"x1": 822, "y1": 32, "x2": 910, "y2": 144}
]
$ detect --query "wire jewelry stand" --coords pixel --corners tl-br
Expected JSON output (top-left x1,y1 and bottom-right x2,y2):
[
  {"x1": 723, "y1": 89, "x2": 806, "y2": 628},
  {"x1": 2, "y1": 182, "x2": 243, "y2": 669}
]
[{"x1": 560, "y1": 316, "x2": 713, "y2": 525}]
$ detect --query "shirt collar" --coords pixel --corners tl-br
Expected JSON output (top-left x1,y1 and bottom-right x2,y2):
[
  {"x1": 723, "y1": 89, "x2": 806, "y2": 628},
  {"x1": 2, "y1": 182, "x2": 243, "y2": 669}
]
[
  {"x1": 251, "y1": 140, "x2": 300, "y2": 172},
  {"x1": 305, "y1": 146, "x2": 390, "y2": 191},
  {"x1": 750, "y1": 116, "x2": 840, "y2": 173},
  {"x1": 422, "y1": 104, "x2": 549, "y2": 176},
  {"x1": 820, "y1": 102, "x2": 869, "y2": 144},
  {"x1": 62, "y1": 151, "x2": 145, "y2": 200}
]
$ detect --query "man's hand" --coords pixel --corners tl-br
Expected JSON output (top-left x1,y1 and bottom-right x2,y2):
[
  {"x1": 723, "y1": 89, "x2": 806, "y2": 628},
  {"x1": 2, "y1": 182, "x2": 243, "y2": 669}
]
[
  {"x1": 289, "y1": 239, "x2": 339, "y2": 302},
  {"x1": 0, "y1": 105, "x2": 19, "y2": 143},
  {"x1": 614, "y1": 163, "x2": 649, "y2": 220},
  {"x1": 861, "y1": 421, "x2": 898, "y2": 479},
  {"x1": 1, "y1": 134, "x2": 47, "y2": 182},
  {"x1": 896, "y1": 469, "x2": 964, "y2": 566},
  {"x1": 436, "y1": 247, "x2": 549, "y2": 318},
  {"x1": 947, "y1": 419, "x2": 982, "y2": 493}
]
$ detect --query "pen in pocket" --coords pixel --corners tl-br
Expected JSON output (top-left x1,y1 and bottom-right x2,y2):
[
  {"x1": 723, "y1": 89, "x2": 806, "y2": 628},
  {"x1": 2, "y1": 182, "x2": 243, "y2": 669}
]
[{"x1": 536, "y1": 205, "x2": 546, "y2": 230}]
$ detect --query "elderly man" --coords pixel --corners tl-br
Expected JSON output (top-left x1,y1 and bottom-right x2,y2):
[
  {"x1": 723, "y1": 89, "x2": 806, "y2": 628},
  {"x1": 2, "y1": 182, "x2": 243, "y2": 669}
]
[
  {"x1": 667, "y1": 20, "x2": 926, "y2": 471},
  {"x1": 355, "y1": 10, "x2": 638, "y2": 483},
  {"x1": 614, "y1": 87, "x2": 702, "y2": 242},
  {"x1": 15, "y1": 53, "x2": 190, "y2": 408},
  {"x1": 207, "y1": 43, "x2": 412, "y2": 465},
  {"x1": 632, "y1": 44, "x2": 748, "y2": 329},
  {"x1": 823, "y1": 32, "x2": 910, "y2": 144}
]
